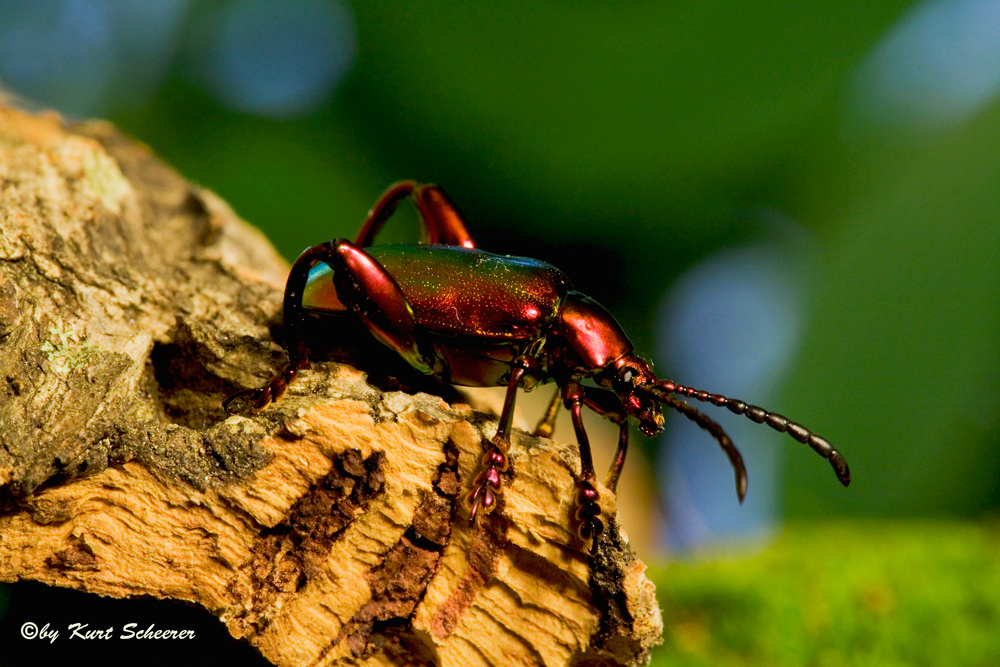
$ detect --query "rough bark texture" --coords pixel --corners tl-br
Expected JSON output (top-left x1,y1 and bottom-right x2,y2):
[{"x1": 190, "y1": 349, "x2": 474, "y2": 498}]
[{"x1": 0, "y1": 102, "x2": 662, "y2": 666}]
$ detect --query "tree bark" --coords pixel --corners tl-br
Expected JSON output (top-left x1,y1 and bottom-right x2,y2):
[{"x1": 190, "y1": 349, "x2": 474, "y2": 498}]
[{"x1": 0, "y1": 101, "x2": 662, "y2": 666}]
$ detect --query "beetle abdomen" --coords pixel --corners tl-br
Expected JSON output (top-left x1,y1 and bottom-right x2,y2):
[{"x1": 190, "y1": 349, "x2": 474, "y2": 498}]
[{"x1": 370, "y1": 245, "x2": 570, "y2": 340}]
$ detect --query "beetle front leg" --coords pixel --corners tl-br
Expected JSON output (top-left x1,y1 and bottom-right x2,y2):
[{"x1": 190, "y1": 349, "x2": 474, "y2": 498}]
[
  {"x1": 531, "y1": 386, "x2": 631, "y2": 493},
  {"x1": 563, "y1": 381, "x2": 605, "y2": 544},
  {"x1": 579, "y1": 387, "x2": 630, "y2": 494},
  {"x1": 467, "y1": 356, "x2": 537, "y2": 524}
]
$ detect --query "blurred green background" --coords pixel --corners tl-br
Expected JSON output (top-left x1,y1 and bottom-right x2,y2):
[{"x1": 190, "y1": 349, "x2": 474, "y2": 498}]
[
  {"x1": 103, "y1": 0, "x2": 998, "y2": 519},
  {"x1": 1, "y1": 0, "x2": 999, "y2": 664}
]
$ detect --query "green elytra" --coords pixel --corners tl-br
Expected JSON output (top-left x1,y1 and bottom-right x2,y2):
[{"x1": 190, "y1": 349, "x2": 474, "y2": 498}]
[{"x1": 303, "y1": 245, "x2": 570, "y2": 342}]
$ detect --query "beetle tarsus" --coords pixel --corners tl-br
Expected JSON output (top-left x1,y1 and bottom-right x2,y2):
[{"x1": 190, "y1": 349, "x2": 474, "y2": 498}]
[
  {"x1": 223, "y1": 366, "x2": 298, "y2": 415},
  {"x1": 222, "y1": 388, "x2": 258, "y2": 415},
  {"x1": 467, "y1": 445, "x2": 508, "y2": 526},
  {"x1": 574, "y1": 480, "x2": 604, "y2": 544},
  {"x1": 223, "y1": 386, "x2": 272, "y2": 415}
]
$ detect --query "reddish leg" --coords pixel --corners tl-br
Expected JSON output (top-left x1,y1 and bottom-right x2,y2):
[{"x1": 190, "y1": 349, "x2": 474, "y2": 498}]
[
  {"x1": 355, "y1": 181, "x2": 476, "y2": 249},
  {"x1": 467, "y1": 357, "x2": 539, "y2": 524},
  {"x1": 224, "y1": 243, "x2": 330, "y2": 414},
  {"x1": 533, "y1": 385, "x2": 630, "y2": 493},
  {"x1": 562, "y1": 381, "x2": 604, "y2": 544},
  {"x1": 224, "y1": 239, "x2": 442, "y2": 414},
  {"x1": 560, "y1": 383, "x2": 750, "y2": 546},
  {"x1": 577, "y1": 387, "x2": 630, "y2": 493},
  {"x1": 225, "y1": 182, "x2": 475, "y2": 414},
  {"x1": 532, "y1": 386, "x2": 562, "y2": 438}
]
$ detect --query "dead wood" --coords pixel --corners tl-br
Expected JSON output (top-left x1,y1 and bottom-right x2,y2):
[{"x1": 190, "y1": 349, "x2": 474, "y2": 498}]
[{"x1": 0, "y1": 101, "x2": 662, "y2": 666}]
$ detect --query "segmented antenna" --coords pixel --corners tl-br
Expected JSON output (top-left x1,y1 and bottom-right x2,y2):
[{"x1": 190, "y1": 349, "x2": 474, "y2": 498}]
[
  {"x1": 660, "y1": 394, "x2": 749, "y2": 502},
  {"x1": 648, "y1": 380, "x2": 851, "y2": 486}
]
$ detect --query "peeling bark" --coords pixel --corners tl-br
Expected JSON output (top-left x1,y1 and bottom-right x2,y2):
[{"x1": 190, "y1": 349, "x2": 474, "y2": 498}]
[{"x1": 0, "y1": 102, "x2": 662, "y2": 666}]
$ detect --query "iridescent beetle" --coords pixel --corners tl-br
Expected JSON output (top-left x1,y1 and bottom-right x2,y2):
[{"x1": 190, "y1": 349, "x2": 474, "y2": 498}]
[{"x1": 225, "y1": 181, "x2": 850, "y2": 543}]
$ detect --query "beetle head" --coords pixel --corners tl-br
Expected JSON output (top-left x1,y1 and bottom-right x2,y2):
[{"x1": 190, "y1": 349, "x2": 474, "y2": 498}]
[{"x1": 601, "y1": 355, "x2": 665, "y2": 437}]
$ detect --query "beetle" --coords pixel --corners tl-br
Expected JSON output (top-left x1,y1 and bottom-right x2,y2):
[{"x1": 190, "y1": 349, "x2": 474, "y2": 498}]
[{"x1": 225, "y1": 181, "x2": 850, "y2": 544}]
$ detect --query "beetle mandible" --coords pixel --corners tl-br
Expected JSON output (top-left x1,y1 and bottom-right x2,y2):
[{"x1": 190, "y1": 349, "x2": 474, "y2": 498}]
[{"x1": 225, "y1": 181, "x2": 851, "y2": 543}]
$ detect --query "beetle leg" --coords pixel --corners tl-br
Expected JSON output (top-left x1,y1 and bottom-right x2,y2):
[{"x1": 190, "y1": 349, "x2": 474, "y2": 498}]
[
  {"x1": 583, "y1": 387, "x2": 628, "y2": 493},
  {"x1": 224, "y1": 243, "x2": 336, "y2": 414},
  {"x1": 412, "y1": 184, "x2": 476, "y2": 247},
  {"x1": 224, "y1": 240, "x2": 443, "y2": 414},
  {"x1": 578, "y1": 387, "x2": 631, "y2": 494},
  {"x1": 354, "y1": 181, "x2": 417, "y2": 247},
  {"x1": 328, "y1": 240, "x2": 444, "y2": 375},
  {"x1": 563, "y1": 381, "x2": 604, "y2": 544},
  {"x1": 529, "y1": 383, "x2": 631, "y2": 495},
  {"x1": 532, "y1": 386, "x2": 562, "y2": 438},
  {"x1": 467, "y1": 357, "x2": 536, "y2": 525},
  {"x1": 355, "y1": 181, "x2": 476, "y2": 249},
  {"x1": 606, "y1": 422, "x2": 629, "y2": 494}
]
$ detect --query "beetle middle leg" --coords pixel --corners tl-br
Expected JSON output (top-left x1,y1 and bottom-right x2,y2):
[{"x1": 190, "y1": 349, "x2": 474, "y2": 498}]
[
  {"x1": 532, "y1": 386, "x2": 562, "y2": 438},
  {"x1": 467, "y1": 356, "x2": 539, "y2": 524}
]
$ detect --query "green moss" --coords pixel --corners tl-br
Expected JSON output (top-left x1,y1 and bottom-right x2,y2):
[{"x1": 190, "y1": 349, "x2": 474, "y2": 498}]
[
  {"x1": 82, "y1": 146, "x2": 131, "y2": 214},
  {"x1": 40, "y1": 322, "x2": 101, "y2": 376},
  {"x1": 648, "y1": 521, "x2": 1000, "y2": 667}
]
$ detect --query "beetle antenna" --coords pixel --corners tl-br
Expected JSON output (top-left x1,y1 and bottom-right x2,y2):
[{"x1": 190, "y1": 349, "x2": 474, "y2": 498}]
[
  {"x1": 647, "y1": 380, "x2": 851, "y2": 487},
  {"x1": 660, "y1": 395, "x2": 748, "y2": 502}
]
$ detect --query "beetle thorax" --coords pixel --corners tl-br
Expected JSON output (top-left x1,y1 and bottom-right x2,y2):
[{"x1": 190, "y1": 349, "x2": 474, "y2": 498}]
[{"x1": 554, "y1": 291, "x2": 634, "y2": 375}]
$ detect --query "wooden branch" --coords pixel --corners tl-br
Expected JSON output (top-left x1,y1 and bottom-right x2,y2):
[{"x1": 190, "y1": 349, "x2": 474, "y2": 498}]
[{"x1": 0, "y1": 102, "x2": 662, "y2": 666}]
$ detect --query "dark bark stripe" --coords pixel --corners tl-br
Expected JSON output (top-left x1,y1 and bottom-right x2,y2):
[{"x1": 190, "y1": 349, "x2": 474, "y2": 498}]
[
  {"x1": 330, "y1": 438, "x2": 462, "y2": 661},
  {"x1": 237, "y1": 448, "x2": 386, "y2": 634}
]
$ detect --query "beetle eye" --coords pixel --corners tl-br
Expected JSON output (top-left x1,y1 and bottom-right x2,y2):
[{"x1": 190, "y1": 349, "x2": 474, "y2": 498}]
[{"x1": 614, "y1": 366, "x2": 637, "y2": 392}]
